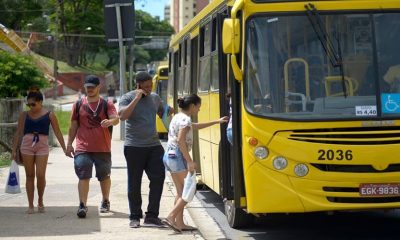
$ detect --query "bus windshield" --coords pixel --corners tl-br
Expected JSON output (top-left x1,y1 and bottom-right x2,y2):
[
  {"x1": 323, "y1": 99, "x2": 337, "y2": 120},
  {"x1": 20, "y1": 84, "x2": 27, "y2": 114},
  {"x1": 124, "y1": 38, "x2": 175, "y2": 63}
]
[{"x1": 245, "y1": 12, "x2": 400, "y2": 120}]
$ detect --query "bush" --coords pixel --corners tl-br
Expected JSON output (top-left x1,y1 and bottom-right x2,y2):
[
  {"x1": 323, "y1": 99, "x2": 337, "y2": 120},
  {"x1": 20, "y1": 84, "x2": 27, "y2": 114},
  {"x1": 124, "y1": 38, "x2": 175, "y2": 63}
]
[
  {"x1": 0, "y1": 151, "x2": 12, "y2": 168},
  {"x1": 0, "y1": 51, "x2": 49, "y2": 98}
]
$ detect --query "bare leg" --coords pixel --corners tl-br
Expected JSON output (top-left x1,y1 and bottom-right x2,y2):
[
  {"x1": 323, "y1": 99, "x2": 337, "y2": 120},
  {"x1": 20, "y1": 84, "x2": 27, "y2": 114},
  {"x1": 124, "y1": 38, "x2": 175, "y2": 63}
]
[
  {"x1": 166, "y1": 171, "x2": 187, "y2": 229},
  {"x1": 22, "y1": 154, "x2": 35, "y2": 213},
  {"x1": 100, "y1": 177, "x2": 111, "y2": 201},
  {"x1": 35, "y1": 154, "x2": 48, "y2": 210},
  {"x1": 78, "y1": 179, "x2": 90, "y2": 205}
]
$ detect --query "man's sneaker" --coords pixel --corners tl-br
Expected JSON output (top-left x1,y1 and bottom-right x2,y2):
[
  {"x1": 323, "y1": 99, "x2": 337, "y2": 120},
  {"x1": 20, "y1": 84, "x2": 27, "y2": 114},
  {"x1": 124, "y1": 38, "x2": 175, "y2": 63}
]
[
  {"x1": 100, "y1": 200, "x2": 110, "y2": 213},
  {"x1": 77, "y1": 202, "x2": 88, "y2": 218},
  {"x1": 129, "y1": 219, "x2": 140, "y2": 228},
  {"x1": 143, "y1": 217, "x2": 167, "y2": 228}
]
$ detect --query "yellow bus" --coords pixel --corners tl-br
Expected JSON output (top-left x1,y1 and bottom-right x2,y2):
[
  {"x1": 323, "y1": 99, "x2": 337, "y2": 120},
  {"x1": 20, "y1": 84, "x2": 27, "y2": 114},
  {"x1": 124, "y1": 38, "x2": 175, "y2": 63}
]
[
  {"x1": 153, "y1": 65, "x2": 169, "y2": 139},
  {"x1": 167, "y1": 0, "x2": 400, "y2": 228}
]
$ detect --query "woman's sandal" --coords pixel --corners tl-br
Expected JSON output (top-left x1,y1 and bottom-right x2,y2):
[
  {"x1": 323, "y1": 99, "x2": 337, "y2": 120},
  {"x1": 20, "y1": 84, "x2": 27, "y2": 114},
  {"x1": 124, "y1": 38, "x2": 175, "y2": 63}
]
[
  {"x1": 181, "y1": 225, "x2": 198, "y2": 231},
  {"x1": 26, "y1": 208, "x2": 34, "y2": 214},
  {"x1": 161, "y1": 218, "x2": 182, "y2": 233},
  {"x1": 38, "y1": 206, "x2": 45, "y2": 213}
]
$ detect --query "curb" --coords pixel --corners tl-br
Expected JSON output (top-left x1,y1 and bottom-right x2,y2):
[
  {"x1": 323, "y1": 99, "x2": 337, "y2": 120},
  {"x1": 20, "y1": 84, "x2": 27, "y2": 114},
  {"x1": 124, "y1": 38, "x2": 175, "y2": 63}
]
[{"x1": 164, "y1": 173, "x2": 205, "y2": 239}]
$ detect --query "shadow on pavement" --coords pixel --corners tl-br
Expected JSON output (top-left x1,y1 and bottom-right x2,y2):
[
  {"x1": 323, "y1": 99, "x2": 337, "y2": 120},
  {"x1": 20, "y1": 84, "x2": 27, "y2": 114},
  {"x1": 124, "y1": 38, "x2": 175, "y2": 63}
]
[
  {"x1": 0, "y1": 206, "x2": 111, "y2": 238},
  {"x1": 241, "y1": 211, "x2": 400, "y2": 240},
  {"x1": 195, "y1": 188, "x2": 400, "y2": 240}
]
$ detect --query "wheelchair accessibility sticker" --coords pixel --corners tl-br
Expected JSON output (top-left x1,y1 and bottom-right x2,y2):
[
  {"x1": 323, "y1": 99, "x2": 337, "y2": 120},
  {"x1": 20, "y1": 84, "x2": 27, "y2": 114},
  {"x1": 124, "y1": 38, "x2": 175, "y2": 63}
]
[{"x1": 382, "y1": 93, "x2": 400, "y2": 113}]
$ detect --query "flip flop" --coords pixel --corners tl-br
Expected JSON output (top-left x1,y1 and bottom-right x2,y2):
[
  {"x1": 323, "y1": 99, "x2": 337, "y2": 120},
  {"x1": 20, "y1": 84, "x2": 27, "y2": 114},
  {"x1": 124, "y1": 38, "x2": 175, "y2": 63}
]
[
  {"x1": 26, "y1": 208, "x2": 34, "y2": 214},
  {"x1": 181, "y1": 225, "x2": 198, "y2": 231},
  {"x1": 161, "y1": 218, "x2": 182, "y2": 233},
  {"x1": 38, "y1": 206, "x2": 45, "y2": 213}
]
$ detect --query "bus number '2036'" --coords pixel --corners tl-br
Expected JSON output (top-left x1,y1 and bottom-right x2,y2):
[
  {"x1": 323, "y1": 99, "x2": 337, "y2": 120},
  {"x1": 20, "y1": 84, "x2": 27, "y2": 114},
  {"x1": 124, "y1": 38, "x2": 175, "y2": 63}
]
[{"x1": 317, "y1": 150, "x2": 353, "y2": 161}]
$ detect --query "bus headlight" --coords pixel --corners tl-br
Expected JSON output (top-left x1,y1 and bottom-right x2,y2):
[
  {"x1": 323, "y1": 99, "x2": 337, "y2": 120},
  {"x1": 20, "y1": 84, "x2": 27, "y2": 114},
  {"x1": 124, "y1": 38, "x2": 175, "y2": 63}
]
[
  {"x1": 254, "y1": 146, "x2": 268, "y2": 160},
  {"x1": 273, "y1": 156, "x2": 287, "y2": 170},
  {"x1": 294, "y1": 164, "x2": 309, "y2": 177}
]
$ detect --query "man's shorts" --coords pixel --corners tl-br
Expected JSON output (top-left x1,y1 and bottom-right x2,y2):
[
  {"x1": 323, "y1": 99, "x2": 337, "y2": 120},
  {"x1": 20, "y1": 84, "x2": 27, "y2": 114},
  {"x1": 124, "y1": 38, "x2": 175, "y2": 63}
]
[
  {"x1": 163, "y1": 147, "x2": 187, "y2": 173},
  {"x1": 74, "y1": 152, "x2": 111, "y2": 181}
]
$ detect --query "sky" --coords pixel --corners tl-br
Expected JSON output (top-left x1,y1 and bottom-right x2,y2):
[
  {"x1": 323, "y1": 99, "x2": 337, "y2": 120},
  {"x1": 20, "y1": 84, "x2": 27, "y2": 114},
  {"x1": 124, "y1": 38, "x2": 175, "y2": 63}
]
[{"x1": 136, "y1": 0, "x2": 169, "y2": 20}]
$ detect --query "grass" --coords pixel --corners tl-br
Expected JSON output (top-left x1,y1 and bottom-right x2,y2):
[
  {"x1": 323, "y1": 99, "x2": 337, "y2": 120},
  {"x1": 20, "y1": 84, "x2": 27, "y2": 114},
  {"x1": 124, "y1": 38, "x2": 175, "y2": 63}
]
[
  {"x1": 0, "y1": 152, "x2": 12, "y2": 168},
  {"x1": 34, "y1": 53, "x2": 110, "y2": 74},
  {"x1": 54, "y1": 110, "x2": 71, "y2": 135}
]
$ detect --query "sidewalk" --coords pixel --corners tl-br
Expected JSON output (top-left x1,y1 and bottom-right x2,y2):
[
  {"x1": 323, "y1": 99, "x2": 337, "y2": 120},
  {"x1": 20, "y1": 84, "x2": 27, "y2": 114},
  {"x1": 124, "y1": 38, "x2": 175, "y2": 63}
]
[{"x1": 0, "y1": 123, "x2": 202, "y2": 239}]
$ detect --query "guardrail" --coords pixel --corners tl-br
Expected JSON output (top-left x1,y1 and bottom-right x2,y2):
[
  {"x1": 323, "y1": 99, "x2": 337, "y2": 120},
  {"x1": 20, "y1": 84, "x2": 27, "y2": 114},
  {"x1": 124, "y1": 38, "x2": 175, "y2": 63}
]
[{"x1": 0, "y1": 122, "x2": 17, "y2": 127}]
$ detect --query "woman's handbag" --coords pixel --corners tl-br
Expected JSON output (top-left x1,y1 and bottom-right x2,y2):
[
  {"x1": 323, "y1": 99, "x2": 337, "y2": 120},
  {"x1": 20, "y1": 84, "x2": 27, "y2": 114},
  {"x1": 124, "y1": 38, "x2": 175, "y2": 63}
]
[
  {"x1": 5, "y1": 160, "x2": 21, "y2": 194},
  {"x1": 182, "y1": 171, "x2": 197, "y2": 202}
]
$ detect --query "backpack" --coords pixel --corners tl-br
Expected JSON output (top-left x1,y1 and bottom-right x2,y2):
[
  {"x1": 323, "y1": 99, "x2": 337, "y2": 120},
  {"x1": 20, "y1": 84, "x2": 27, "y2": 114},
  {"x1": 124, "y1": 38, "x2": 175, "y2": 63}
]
[{"x1": 75, "y1": 98, "x2": 113, "y2": 136}]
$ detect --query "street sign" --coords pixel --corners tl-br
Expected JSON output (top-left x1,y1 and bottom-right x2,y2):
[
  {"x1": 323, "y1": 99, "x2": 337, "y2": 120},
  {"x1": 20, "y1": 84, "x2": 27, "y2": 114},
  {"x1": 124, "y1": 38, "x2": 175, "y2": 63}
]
[{"x1": 104, "y1": 0, "x2": 135, "y2": 46}]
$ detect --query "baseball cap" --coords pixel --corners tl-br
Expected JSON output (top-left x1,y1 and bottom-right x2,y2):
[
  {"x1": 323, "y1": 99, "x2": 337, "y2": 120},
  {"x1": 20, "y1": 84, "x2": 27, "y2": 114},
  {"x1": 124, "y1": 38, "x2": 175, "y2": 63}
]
[{"x1": 84, "y1": 75, "x2": 100, "y2": 87}]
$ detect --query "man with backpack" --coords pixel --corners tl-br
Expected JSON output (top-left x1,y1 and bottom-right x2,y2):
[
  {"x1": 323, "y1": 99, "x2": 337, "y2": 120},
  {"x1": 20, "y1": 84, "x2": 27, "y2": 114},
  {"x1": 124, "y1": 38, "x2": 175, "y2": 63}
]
[{"x1": 66, "y1": 75, "x2": 119, "y2": 218}]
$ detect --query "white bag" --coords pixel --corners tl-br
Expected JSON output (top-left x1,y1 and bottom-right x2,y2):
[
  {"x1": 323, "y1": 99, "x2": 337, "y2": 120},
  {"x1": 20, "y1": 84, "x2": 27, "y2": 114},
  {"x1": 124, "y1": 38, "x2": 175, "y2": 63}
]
[
  {"x1": 5, "y1": 160, "x2": 21, "y2": 194},
  {"x1": 182, "y1": 171, "x2": 197, "y2": 202}
]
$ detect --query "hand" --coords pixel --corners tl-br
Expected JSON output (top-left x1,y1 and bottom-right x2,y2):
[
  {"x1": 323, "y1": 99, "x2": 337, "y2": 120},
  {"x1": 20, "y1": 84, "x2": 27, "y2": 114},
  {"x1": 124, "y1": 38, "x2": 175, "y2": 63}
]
[
  {"x1": 65, "y1": 145, "x2": 75, "y2": 158},
  {"x1": 134, "y1": 89, "x2": 146, "y2": 100},
  {"x1": 167, "y1": 106, "x2": 174, "y2": 116},
  {"x1": 187, "y1": 161, "x2": 196, "y2": 172},
  {"x1": 101, "y1": 119, "x2": 112, "y2": 128},
  {"x1": 219, "y1": 116, "x2": 229, "y2": 124},
  {"x1": 11, "y1": 150, "x2": 16, "y2": 160}
]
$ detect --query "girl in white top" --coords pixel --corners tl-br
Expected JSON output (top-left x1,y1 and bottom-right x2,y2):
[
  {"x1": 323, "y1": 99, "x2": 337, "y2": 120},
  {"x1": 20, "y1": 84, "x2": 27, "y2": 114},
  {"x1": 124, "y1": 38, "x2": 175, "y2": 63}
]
[{"x1": 162, "y1": 94, "x2": 228, "y2": 232}]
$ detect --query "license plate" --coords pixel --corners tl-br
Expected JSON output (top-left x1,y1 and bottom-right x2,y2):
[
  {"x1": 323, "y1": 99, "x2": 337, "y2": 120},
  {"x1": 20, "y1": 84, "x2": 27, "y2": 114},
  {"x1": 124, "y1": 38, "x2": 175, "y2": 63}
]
[{"x1": 359, "y1": 183, "x2": 400, "y2": 196}]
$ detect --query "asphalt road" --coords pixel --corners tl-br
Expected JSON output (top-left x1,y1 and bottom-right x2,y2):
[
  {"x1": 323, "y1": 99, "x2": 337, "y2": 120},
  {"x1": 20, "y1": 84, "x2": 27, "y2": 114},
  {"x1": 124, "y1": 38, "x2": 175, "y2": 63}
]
[{"x1": 196, "y1": 188, "x2": 400, "y2": 240}]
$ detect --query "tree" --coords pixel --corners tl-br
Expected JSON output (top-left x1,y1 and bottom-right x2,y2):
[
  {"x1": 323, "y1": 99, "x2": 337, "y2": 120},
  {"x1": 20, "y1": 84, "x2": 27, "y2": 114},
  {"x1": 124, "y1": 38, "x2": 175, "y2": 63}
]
[
  {"x1": 105, "y1": 9, "x2": 174, "y2": 70},
  {"x1": 0, "y1": 51, "x2": 49, "y2": 98},
  {"x1": 50, "y1": 0, "x2": 103, "y2": 66},
  {"x1": 0, "y1": 0, "x2": 45, "y2": 30},
  {"x1": 135, "y1": 10, "x2": 174, "y2": 63}
]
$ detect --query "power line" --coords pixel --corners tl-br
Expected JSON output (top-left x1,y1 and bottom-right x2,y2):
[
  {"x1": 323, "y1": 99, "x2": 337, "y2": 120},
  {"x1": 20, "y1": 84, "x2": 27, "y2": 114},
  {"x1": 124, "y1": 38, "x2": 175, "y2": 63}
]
[
  {"x1": 0, "y1": 9, "x2": 52, "y2": 12},
  {"x1": 14, "y1": 30, "x2": 171, "y2": 39}
]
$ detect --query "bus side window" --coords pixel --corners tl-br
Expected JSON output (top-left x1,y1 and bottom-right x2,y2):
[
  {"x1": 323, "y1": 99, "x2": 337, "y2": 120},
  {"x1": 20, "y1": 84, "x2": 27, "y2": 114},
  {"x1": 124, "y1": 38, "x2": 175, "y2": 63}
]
[
  {"x1": 211, "y1": 17, "x2": 219, "y2": 91},
  {"x1": 198, "y1": 23, "x2": 211, "y2": 93}
]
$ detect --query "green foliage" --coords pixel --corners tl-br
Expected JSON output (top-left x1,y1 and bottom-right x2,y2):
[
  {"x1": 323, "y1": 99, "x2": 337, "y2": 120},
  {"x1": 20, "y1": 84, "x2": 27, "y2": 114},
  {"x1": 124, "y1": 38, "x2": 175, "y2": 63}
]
[
  {"x1": 135, "y1": 10, "x2": 175, "y2": 44},
  {"x1": 0, "y1": 51, "x2": 49, "y2": 98},
  {"x1": 0, "y1": 0, "x2": 45, "y2": 30},
  {"x1": 0, "y1": 152, "x2": 12, "y2": 168},
  {"x1": 54, "y1": 110, "x2": 71, "y2": 135},
  {"x1": 134, "y1": 45, "x2": 151, "y2": 65},
  {"x1": 135, "y1": 10, "x2": 174, "y2": 62}
]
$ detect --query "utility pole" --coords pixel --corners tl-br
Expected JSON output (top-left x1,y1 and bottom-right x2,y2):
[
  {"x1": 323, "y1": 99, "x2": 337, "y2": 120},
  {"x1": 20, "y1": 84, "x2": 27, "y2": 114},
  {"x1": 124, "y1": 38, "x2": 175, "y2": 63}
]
[
  {"x1": 104, "y1": 0, "x2": 135, "y2": 140},
  {"x1": 52, "y1": 1, "x2": 59, "y2": 100}
]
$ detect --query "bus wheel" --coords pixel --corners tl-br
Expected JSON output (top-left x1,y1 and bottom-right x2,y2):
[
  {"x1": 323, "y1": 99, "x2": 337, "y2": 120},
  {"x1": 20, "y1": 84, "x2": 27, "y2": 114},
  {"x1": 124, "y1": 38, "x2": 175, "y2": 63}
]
[{"x1": 224, "y1": 200, "x2": 254, "y2": 228}]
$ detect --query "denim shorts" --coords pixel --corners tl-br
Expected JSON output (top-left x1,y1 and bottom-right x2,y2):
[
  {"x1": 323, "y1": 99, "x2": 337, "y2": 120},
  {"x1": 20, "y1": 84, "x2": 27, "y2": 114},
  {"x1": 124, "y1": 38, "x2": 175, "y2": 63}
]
[
  {"x1": 163, "y1": 147, "x2": 187, "y2": 173},
  {"x1": 74, "y1": 152, "x2": 111, "y2": 181}
]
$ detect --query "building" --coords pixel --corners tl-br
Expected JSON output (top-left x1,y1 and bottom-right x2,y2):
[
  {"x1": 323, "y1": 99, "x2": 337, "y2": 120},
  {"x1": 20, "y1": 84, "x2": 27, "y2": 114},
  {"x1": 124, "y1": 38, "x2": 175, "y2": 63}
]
[
  {"x1": 164, "y1": 4, "x2": 171, "y2": 23},
  {"x1": 170, "y1": 0, "x2": 210, "y2": 33}
]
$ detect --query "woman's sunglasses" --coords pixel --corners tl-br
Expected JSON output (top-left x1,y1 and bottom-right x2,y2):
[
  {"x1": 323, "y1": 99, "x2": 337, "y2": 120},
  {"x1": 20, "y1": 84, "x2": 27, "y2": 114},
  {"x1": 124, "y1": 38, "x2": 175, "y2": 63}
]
[{"x1": 26, "y1": 103, "x2": 37, "y2": 107}]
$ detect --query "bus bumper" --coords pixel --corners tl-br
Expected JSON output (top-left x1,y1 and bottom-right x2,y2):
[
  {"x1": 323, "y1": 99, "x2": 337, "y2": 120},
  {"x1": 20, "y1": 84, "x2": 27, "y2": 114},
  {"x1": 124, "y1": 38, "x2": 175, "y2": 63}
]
[{"x1": 245, "y1": 162, "x2": 400, "y2": 214}]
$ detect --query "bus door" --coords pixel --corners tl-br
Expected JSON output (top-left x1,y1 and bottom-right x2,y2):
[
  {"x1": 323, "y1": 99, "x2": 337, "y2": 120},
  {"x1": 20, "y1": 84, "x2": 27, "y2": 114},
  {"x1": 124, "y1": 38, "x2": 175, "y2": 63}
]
[
  {"x1": 209, "y1": 16, "x2": 222, "y2": 193},
  {"x1": 198, "y1": 21, "x2": 215, "y2": 190},
  {"x1": 190, "y1": 36, "x2": 202, "y2": 173}
]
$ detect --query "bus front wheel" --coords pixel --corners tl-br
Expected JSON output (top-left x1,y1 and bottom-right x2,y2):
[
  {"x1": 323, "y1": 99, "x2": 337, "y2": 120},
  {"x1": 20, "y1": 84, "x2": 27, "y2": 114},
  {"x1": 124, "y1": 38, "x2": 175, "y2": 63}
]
[{"x1": 224, "y1": 200, "x2": 254, "y2": 228}]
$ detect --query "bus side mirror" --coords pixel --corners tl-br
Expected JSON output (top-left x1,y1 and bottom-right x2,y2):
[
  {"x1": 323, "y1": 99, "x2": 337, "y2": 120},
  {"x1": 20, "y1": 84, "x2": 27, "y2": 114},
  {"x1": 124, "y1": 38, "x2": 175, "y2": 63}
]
[{"x1": 222, "y1": 18, "x2": 240, "y2": 54}]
